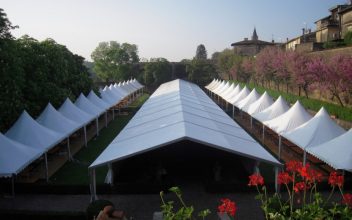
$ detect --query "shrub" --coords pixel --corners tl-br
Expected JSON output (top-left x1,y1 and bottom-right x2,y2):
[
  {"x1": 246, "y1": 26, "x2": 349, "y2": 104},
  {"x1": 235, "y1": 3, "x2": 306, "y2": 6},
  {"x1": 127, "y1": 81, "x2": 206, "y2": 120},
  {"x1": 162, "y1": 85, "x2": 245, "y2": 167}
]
[{"x1": 344, "y1": 31, "x2": 352, "y2": 46}]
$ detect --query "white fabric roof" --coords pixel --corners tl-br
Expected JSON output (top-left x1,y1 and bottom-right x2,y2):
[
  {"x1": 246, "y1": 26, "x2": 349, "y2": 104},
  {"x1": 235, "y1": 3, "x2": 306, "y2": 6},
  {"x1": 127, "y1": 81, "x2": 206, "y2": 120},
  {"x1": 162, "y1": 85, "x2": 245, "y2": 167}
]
[
  {"x1": 37, "y1": 103, "x2": 82, "y2": 137},
  {"x1": 0, "y1": 133, "x2": 44, "y2": 177},
  {"x1": 252, "y1": 96, "x2": 290, "y2": 122},
  {"x1": 215, "y1": 81, "x2": 230, "y2": 95},
  {"x1": 282, "y1": 107, "x2": 345, "y2": 150},
  {"x1": 263, "y1": 101, "x2": 312, "y2": 135},
  {"x1": 219, "y1": 82, "x2": 235, "y2": 98},
  {"x1": 75, "y1": 93, "x2": 105, "y2": 118},
  {"x1": 208, "y1": 79, "x2": 222, "y2": 91},
  {"x1": 205, "y1": 79, "x2": 216, "y2": 89},
  {"x1": 58, "y1": 98, "x2": 95, "y2": 126},
  {"x1": 107, "y1": 85, "x2": 125, "y2": 99},
  {"x1": 307, "y1": 129, "x2": 352, "y2": 172},
  {"x1": 87, "y1": 90, "x2": 111, "y2": 110},
  {"x1": 99, "y1": 89, "x2": 120, "y2": 106},
  {"x1": 223, "y1": 84, "x2": 241, "y2": 102},
  {"x1": 245, "y1": 91, "x2": 274, "y2": 115},
  {"x1": 236, "y1": 88, "x2": 261, "y2": 109},
  {"x1": 132, "y1": 79, "x2": 144, "y2": 89},
  {"x1": 212, "y1": 80, "x2": 226, "y2": 94},
  {"x1": 90, "y1": 79, "x2": 281, "y2": 169},
  {"x1": 228, "y1": 86, "x2": 250, "y2": 105},
  {"x1": 5, "y1": 111, "x2": 65, "y2": 151}
]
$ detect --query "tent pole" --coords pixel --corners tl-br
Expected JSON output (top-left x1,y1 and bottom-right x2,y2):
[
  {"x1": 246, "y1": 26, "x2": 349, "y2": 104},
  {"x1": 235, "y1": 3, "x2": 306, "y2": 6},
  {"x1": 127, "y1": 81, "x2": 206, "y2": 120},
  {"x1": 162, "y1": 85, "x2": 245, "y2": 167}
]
[
  {"x1": 108, "y1": 163, "x2": 114, "y2": 186},
  {"x1": 226, "y1": 102, "x2": 228, "y2": 111},
  {"x1": 44, "y1": 153, "x2": 49, "y2": 183},
  {"x1": 274, "y1": 167, "x2": 279, "y2": 193},
  {"x1": 303, "y1": 151, "x2": 307, "y2": 166},
  {"x1": 84, "y1": 126, "x2": 87, "y2": 147},
  {"x1": 232, "y1": 105, "x2": 235, "y2": 118},
  {"x1": 112, "y1": 109, "x2": 115, "y2": 120},
  {"x1": 67, "y1": 137, "x2": 72, "y2": 161},
  {"x1": 90, "y1": 169, "x2": 97, "y2": 201},
  {"x1": 11, "y1": 174, "x2": 15, "y2": 197},
  {"x1": 96, "y1": 118, "x2": 99, "y2": 136},
  {"x1": 105, "y1": 112, "x2": 108, "y2": 127},
  {"x1": 262, "y1": 124, "x2": 265, "y2": 143},
  {"x1": 278, "y1": 136, "x2": 282, "y2": 160},
  {"x1": 250, "y1": 116, "x2": 253, "y2": 129}
]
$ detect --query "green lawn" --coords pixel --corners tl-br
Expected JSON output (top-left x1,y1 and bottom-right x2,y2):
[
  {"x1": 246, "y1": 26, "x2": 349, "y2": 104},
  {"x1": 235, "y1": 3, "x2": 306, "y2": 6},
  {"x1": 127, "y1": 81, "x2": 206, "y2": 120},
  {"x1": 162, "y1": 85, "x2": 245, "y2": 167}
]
[
  {"x1": 50, "y1": 94, "x2": 150, "y2": 185},
  {"x1": 233, "y1": 81, "x2": 352, "y2": 122}
]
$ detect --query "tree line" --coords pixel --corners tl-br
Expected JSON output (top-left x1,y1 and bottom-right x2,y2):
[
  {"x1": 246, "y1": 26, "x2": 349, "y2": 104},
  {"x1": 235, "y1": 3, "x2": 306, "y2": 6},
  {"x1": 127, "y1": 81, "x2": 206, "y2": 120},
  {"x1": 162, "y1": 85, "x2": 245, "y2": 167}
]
[
  {"x1": 0, "y1": 9, "x2": 93, "y2": 131},
  {"x1": 212, "y1": 46, "x2": 352, "y2": 107}
]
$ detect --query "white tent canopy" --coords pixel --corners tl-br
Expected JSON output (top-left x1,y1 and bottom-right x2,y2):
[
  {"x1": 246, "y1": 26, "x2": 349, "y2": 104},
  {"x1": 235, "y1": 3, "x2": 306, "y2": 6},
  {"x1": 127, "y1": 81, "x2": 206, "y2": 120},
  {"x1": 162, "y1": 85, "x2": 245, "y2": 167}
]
[
  {"x1": 263, "y1": 100, "x2": 312, "y2": 135},
  {"x1": 5, "y1": 111, "x2": 65, "y2": 151},
  {"x1": 37, "y1": 103, "x2": 82, "y2": 138},
  {"x1": 307, "y1": 129, "x2": 352, "y2": 172},
  {"x1": 87, "y1": 90, "x2": 111, "y2": 110},
  {"x1": 205, "y1": 79, "x2": 216, "y2": 90},
  {"x1": 236, "y1": 88, "x2": 261, "y2": 110},
  {"x1": 228, "y1": 86, "x2": 250, "y2": 105},
  {"x1": 223, "y1": 84, "x2": 241, "y2": 102},
  {"x1": 245, "y1": 91, "x2": 274, "y2": 115},
  {"x1": 59, "y1": 98, "x2": 95, "y2": 126},
  {"x1": 283, "y1": 107, "x2": 345, "y2": 150},
  {"x1": 99, "y1": 89, "x2": 120, "y2": 106},
  {"x1": 90, "y1": 79, "x2": 281, "y2": 170},
  {"x1": 75, "y1": 93, "x2": 105, "y2": 117},
  {"x1": 252, "y1": 96, "x2": 290, "y2": 122},
  {"x1": 219, "y1": 82, "x2": 236, "y2": 98},
  {"x1": 0, "y1": 133, "x2": 44, "y2": 177}
]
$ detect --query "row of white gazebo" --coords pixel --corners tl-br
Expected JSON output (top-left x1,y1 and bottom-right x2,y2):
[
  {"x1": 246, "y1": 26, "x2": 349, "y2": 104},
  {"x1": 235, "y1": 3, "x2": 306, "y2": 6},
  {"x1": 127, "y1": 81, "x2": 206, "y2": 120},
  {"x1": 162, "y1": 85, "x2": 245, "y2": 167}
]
[
  {"x1": 0, "y1": 79, "x2": 144, "y2": 195},
  {"x1": 205, "y1": 79, "x2": 352, "y2": 173}
]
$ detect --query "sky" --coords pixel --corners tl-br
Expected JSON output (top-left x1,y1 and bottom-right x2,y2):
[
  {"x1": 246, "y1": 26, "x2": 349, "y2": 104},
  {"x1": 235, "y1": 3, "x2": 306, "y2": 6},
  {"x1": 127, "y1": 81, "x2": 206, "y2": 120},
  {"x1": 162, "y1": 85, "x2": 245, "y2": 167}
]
[{"x1": 1, "y1": 0, "x2": 348, "y2": 62}]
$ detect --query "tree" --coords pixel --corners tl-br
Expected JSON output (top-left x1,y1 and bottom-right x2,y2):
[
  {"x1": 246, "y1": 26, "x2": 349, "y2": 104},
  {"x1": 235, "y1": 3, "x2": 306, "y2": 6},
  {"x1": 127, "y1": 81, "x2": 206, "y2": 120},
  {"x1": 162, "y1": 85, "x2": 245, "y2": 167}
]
[
  {"x1": 91, "y1": 41, "x2": 139, "y2": 82},
  {"x1": 0, "y1": 8, "x2": 17, "y2": 40},
  {"x1": 187, "y1": 59, "x2": 216, "y2": 86},
  {"x1": 195, "y1": 44, "x2": 207, "y2": 60},
  {"x1": 144, "y1": 58, "x2": 172, "y2": 88},
  {"x1": 212, "y1": 49, "x2": 241, "y2": 80}
]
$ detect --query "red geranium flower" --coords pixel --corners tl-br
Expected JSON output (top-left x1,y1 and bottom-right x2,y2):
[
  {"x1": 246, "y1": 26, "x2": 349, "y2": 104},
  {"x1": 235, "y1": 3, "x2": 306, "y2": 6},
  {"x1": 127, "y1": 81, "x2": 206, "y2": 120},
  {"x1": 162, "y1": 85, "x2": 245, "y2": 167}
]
[
  {"x1": 277, "y1": 172, "x2": 293, "y2": 185},
  {"x1": 294, "y1": 182, "x2": 309, "y2": 193},
  {"x1": 248, "y1": 173, "x2": 264, "y2": 186},
  {"x1": 286, "y1": 160, "x2": 303, "y2": 173},
  {"x1": 328, "y1": 172, "x2": 344, "y2": 188},
  {"x1": 218, "y1": 198, "x2": 237, "y2": 217},
  {"x1": 342, "y1": 193, "x2": 352, "y2": 208}
]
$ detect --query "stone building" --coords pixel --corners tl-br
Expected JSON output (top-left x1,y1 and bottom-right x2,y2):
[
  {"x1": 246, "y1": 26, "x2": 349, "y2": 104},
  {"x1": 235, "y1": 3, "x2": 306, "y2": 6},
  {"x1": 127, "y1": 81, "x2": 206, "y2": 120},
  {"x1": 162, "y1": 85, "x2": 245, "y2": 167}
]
[
  {"x1": 339, "y1": 5, "x2": 352, "y2": 38},
  {"x1": 231, "y1": 28, "x2": 276, "y2": 56}
]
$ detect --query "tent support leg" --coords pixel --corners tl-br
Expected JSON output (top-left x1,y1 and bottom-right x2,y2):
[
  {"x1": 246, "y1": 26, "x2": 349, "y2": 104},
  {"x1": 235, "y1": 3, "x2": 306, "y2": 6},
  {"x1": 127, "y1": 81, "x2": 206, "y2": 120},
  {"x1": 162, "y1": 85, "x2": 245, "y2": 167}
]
[
  {"x1": 44, "y1": 153, "x2": 49, "y2": 183},
  {"x1": 84, "y1": 126, "x2": 87, "y2": 147},
  {"x1": 90, "y1": 169, "x2": 97, "y2": 202},
  {"x1": 112, "y1": 109, "x2": 115, "y2": 120},
  {"x1": 96, "y1": 118, "x2": 99, "y2": 136},
  {"x1": 250, "y1": 117, "x2": 253, "y2": 129},
  {"x1": 275, "y1": 167, "x2": 279, "y2": 193},
  {"x1": 278, "y1": 136, "x2": 282, "y2": 160},
  {"x1": 109, "y1": 163, "x2": 114, "y2": 186},
  {"x1": 262, "y1": 124, "x2": 265, "y2": 143},
  {"x1": 232, "y1": 105, "x2": 235, "y2": 118},
  {"x1": 11, "y1": 174, "x2": 15, "y2": 197},
  {"x1": 67, "y1": 137, "x2": 72, "y2": 161},
  {"x1": 303, "y1": 151, "x2": 307, "y2": 166},
  {"x1": 105, "y1": 112, "x2": 108, "y2": 128}
]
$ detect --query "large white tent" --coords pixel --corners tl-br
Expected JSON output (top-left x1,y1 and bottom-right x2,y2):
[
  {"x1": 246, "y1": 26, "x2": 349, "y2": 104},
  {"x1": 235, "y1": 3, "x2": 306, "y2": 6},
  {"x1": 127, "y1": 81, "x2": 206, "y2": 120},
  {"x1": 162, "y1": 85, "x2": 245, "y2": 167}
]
[
  {"x1": 306, "y1": 129, "x2": 352, "y2": 172},
  {"x1": 245, "y1": 91, "x2": 274, "y2": 115},
  {"x1": 58, "y1": 98, "x2": 95, "y2": 146},
  {"x1": 219, "y1": 82, "x2": 235, "y2": 98},
  {"x1": 37, "y1": 103, "x2": 82, "y2": 159},
  {"x1": 89, "y1": 79, "x2": 281, "y2": 200},
  {"x1": 263, "y1": 101, "x2": 312, "y2": 159},
  {"x1": 5, "y1": 111, "x2": 65, "y2": 181},
  {"x1": 282, "y1": 107, "x2": 345, "y2": 164},
  {"x1": 228, "y1": 86, "x2": 250, "y2": 105},
  {"x1": 223, "y1": 84, "x2": 241, "y2": 103}
]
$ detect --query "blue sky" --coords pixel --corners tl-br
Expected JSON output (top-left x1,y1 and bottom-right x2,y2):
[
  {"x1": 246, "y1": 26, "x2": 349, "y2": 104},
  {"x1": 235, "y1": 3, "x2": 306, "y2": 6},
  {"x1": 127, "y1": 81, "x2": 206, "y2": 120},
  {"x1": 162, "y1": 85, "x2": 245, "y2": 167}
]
[{"x1": 2, "y1": 0, "x2": 348, "y2": 61}]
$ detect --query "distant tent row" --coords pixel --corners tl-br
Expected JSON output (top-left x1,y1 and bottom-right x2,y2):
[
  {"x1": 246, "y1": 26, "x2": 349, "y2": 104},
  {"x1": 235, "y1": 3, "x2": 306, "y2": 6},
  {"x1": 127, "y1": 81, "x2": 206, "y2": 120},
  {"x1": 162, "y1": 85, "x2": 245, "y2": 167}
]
[
  {"x1": 0, "y1": 79, "x2": 144, "y2": 192},
  {"x1": 206, "y1": 79, "x2": 351, "y2": 173}
]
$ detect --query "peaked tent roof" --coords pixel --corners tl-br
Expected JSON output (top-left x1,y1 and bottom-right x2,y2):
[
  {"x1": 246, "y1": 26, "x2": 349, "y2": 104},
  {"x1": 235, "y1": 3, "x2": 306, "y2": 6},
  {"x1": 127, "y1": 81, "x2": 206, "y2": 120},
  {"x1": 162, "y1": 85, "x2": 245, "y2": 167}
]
[
  {"x1": 132, "y1": 79, "x2": 144, "y2": 89},
  {"x1": 212, "y1": 80, "x2": 226, "y2": 94},
  {"x1": 228, "y1": 86, "x2": 251, "y2": 105},
  {"x1": 205, "y1": 79, "x2": 216, "y2": 89},
  {"x1": 99, "y1": 89, "x2": 119, "y2": 106},
  {"x1": 219, "y1": 82, "x2": 235, "y2": 98},
  {"x1": 236, "y1": 89, "x2": 261, "y2": 109},
  {"x1": 223, "y1": 84, "x2": 241, "y2": 101},
  {"x1": 263, "y1": 101, "x2": 312, "y2": 135},
  {"x1": 245, "y1": 91, "x2": 274, "y2": 115},
  {"x1": 0, "y1": 133, "x2": 44, "y2": 177},
  {"x1": 252, "y1": 96, "x2": 290, "y2": 122},
  {"x1": 90, "y1": 79, "x2": 281, "y2": 169},
  {"x1": 87, "y1": 90, "x2": 111, "y2": 110},
  {"x1": 37, "y1": 103, "x2": 82, "y2": 137},
  {"x1": 58, "y1": 98, "x2": 95, "y2": 126},
  {"x1": 5, "y1": 111, "x2": 65, "y2": 151},
  {"x1": 307, "y1": 129, "x2": 352, "y2": 172},
  {"x1": 215, "y1": 81, "x2": 230, "y2": 95},
  {"x1": 75, "y1": 93, "x2": 105, "y2": 117},
  {"x1": 282, "y1": 107, "x2": 345, "y2": 150}
]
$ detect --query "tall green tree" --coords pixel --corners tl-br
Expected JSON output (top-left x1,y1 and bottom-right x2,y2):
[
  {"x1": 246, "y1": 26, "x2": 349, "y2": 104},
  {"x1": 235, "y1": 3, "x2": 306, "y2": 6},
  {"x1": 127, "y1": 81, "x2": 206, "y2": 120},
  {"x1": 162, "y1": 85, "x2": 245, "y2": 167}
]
[
  {"x1": 187, "y1": 59, "x2": 216, "y2": 86},
  {"x1": 0, "y1": 8, "x2": 17, "y2": 40},
  {"x1": 91, "y1": 41, "x2": 139, "y2": 82},
  {"x1": 144, "y1": 58, "x2": 172, "y2": 88},
  {"x1": 212, "y1": 48, "x2": 241, "y2": 80},
  {"x1": 195, "y1": 44, "x2": 207, "y2": 60}
]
